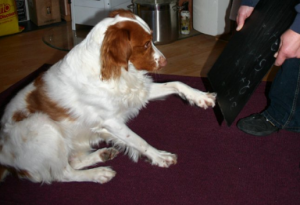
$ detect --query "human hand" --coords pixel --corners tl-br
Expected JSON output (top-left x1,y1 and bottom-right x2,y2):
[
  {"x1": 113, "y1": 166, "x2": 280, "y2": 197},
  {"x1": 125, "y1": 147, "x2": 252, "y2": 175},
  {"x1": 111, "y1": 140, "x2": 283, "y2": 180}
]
[
  {"x1": 274, "y1": 29, "x2": 300, "y2": 66},
  {"x1": 236, "y1": 6, "x2": 254, "y2": 31}
]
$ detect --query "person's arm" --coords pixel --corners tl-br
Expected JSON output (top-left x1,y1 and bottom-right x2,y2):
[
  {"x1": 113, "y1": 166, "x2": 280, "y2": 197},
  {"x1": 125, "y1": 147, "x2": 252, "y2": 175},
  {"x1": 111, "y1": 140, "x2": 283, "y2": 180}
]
[
  {"x1": 274, "y1": 4, "x2": 300, "y2": 66},
  {"x1": 290, "y1": 4, "x2": 300, "y2": 34},
  {"x1": 241, "y1": 0, "x2": 259, "y2": 7}
]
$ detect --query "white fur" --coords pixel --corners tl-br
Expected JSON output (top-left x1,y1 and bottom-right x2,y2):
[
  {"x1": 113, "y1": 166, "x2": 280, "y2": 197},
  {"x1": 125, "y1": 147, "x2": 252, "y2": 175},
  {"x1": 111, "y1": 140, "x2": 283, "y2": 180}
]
[{"x1": 0, "y1": 12, "x2": 216, "y2": 184}]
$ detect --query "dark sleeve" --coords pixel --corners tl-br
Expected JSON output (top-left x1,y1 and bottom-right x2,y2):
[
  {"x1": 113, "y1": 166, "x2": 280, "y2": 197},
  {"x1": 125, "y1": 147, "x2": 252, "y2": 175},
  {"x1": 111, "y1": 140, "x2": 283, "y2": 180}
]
[
  {"x1": 241, "y1": 0, "x2": 260, "y2": 7},
  {"x1": 290, "y1": 4, "x2": 300, "y2": 34}
]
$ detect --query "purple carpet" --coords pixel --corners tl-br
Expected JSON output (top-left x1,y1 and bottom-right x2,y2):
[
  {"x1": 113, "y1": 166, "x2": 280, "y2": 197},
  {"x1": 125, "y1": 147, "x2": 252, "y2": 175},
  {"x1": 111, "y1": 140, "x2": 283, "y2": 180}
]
[{"x1": 1, "y1": 64, "x2": 300, "y2": 205}]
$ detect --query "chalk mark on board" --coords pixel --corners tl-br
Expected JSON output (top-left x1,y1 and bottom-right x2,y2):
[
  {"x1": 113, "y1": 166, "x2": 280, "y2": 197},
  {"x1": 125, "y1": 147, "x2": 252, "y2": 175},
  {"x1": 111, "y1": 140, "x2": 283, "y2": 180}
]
[
  {"x1": 239, "y1": 80, "x2": 251, "y2": 95},
  {"x1": 230, "y1": 102, "x2": 237, "y2": 110},
  {"x1": 269, "y1": 32, "x2": 278, "y2": 40},
  {"x1": 271, "y1": 39, "x2": 279, "y2": 51},
  {"x1": 254, "y1": 59, "x2": 267, "y2": 71}
]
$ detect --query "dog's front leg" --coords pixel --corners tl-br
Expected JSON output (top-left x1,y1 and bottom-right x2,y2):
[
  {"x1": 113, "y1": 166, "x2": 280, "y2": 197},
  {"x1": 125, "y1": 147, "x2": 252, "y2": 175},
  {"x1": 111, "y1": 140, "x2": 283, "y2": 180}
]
[
  {"x1": 100, "y1": 119, "x2": 177, "y2": 168},
  {"x1": 148, "y1": 82, "x2": 216, "y2": 109}
]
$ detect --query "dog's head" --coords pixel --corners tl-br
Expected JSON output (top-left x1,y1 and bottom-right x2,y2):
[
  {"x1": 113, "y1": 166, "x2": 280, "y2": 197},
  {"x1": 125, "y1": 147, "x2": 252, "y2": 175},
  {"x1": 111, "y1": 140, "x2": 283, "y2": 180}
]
[{"x1": 100, "y1": 9, "x2": 167, "y2": 80}]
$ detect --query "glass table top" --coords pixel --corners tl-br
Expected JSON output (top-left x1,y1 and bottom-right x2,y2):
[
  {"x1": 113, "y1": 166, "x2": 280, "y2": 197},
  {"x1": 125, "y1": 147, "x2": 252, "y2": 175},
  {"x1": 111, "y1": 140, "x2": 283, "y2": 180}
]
[{"x1": 42, "y1": 23, "x2": 92, "y2": 51}]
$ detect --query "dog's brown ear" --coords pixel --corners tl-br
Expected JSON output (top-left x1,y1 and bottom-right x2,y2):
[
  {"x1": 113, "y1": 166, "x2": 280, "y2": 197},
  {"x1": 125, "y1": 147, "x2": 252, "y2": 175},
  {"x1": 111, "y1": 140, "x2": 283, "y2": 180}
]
[{"x1": 100, "y1": 23, "x2": 132, "y2": 80}]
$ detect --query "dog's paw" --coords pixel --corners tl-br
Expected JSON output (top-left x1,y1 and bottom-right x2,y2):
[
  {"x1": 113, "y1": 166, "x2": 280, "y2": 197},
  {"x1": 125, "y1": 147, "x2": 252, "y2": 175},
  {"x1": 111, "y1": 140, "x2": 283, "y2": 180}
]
[
  {"x1": 150, "y1": 151, "x2": 177, "y2": 168},
  {"x1": 99, "y1": 148, "x2": 119, "y2": 162},
  {"x1": 202, "y1": 92, "x2": 217, "y2": 108},
  {"x1": 188, "y1": 91, "x2": 216, "y2": 109},
  {"x1": 94, "y1": 167, "x2": 116, "y2": 184}
]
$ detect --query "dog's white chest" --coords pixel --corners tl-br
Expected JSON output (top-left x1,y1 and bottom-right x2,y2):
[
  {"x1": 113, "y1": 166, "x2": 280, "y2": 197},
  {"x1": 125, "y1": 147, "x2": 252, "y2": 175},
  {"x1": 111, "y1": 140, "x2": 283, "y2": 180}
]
[{"x1": 111, "y1": 70, "x2": 152, "y2": 118}]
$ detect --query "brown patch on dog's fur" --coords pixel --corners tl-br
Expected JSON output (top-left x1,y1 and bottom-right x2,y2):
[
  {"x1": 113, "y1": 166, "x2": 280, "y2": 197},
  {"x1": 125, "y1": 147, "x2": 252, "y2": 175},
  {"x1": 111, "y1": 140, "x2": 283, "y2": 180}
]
[
  {"x1": 0, "y1": 165, "x2": 32, "y2": 182},
  {"x1": 26, "y1": 73, "x2": 74, "y2": 121},
  {"x1": 16, "y1": 169, "x2": 31, "y2": 178},
  {"x1": 100, "y1": 20, "x2": 156, "y2": 80},
  {"x1": 10, "y1": 152, "x2": 16, "y2": 159},
  {"x1": 12, "y1": 111, "x2": 27, "y2": 122},
  {"x1": 101, "y1": 24, "x2": 132, "y2": 80}
]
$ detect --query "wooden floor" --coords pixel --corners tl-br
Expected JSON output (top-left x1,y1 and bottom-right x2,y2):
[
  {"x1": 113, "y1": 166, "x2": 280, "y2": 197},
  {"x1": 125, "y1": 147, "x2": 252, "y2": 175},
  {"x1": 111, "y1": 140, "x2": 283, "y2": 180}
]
[{"x1": 0, "y1": 22, "x2": 278, "y2": 93}]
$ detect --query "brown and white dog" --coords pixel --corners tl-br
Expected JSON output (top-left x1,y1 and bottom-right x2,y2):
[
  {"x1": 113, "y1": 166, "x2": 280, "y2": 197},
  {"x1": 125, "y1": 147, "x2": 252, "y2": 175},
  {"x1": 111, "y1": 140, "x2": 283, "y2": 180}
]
[{"x1": 0, "y1": 10, "x2": 216, "y2": 184}]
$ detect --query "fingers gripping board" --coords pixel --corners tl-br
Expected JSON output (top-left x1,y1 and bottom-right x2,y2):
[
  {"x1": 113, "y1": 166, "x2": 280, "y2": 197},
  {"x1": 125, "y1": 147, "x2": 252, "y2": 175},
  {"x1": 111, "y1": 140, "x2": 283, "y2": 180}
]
[{"x1": 207, "y1": 0, "x2": 298, "y2": 126}]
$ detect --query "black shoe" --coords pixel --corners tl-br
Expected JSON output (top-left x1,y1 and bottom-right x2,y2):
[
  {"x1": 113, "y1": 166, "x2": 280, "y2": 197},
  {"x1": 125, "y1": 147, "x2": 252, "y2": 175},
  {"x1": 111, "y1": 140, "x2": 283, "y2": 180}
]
[{"x1": 237, "y1": 113, "x2": 279, "y2": 136}]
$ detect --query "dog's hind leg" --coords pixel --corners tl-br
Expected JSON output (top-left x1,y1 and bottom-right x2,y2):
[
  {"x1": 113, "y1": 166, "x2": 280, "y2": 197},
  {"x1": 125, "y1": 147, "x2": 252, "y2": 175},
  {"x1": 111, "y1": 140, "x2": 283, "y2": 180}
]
[
  {"x1": 61, "y1": 165, "x2": 116, "y2": 184},
  {"x1": 69, "y1": 147, "x2": 119, "y2": 170}
]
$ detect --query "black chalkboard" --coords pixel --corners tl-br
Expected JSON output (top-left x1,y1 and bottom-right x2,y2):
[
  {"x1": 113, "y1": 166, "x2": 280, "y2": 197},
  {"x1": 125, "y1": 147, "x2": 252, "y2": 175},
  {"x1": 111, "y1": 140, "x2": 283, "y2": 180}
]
[{"x1": 207, "y1": 0, "x2": 298, "y2": 126}]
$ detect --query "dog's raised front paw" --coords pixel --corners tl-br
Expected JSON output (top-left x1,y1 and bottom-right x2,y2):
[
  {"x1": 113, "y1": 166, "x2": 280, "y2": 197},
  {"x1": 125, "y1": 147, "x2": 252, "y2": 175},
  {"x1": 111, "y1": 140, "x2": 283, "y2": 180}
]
[
  {"x1": 201, "y1": 92, "x2": 217, "y2": 108},
  {"x1": 150, "y1": 150, "x2": 177, "y2": 168},
  {"x1": 188, "y1": 91, "x2": 216, "y2": 109}
]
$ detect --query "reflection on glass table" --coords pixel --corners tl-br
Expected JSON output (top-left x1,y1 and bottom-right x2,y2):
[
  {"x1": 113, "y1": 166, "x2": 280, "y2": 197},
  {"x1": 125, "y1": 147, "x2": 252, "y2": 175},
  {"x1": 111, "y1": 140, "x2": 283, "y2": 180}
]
[
  {"x1": 42, "y1": 23, "x2": 93, "y2": 52},
  {"x1": 42, "y1": 23, "x2": 201, "y2": 51}
]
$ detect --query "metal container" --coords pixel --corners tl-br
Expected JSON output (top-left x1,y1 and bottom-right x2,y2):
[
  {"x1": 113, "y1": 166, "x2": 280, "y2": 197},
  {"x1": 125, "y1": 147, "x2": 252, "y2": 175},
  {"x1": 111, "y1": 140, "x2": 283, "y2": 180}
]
[{"x1": 132, "y1": 0, "x2": 179, "y2": 45}]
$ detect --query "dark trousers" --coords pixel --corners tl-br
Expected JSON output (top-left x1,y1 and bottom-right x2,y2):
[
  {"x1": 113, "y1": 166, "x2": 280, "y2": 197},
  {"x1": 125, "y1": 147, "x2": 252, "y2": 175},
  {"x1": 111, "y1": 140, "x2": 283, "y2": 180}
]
[{"x1": 263, "y1": 58, "x2": 300, "y2": 132}]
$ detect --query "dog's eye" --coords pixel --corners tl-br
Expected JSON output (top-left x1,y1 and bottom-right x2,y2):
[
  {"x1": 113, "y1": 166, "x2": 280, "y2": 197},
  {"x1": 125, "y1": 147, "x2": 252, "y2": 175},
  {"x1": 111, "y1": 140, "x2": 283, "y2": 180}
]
[{"x1": 144, "y1": 41, "x2": 151, "y2": 49}]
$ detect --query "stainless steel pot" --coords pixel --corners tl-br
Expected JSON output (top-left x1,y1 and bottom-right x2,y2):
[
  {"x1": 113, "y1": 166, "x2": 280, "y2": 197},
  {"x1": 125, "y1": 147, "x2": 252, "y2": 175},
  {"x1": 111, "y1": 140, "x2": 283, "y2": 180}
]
[{"x1": 132, "y1": 0, "x2": 179, "y2": 45}]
